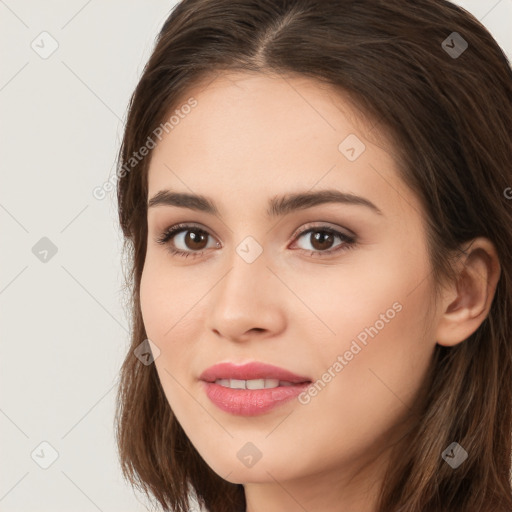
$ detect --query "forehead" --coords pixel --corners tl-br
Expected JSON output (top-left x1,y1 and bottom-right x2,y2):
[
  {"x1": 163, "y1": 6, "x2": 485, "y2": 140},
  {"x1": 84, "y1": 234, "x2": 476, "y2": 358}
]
[
  {"x1": 146, "y1": 71, "x2": 419, "y2": 222},
  {"x1": 158, "y1": 71, "x2": 378, "y2": 152}
]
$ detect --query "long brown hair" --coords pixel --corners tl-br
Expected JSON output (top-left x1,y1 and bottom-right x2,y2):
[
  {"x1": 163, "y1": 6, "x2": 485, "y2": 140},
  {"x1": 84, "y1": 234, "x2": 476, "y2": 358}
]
[{"x1": 114, "y1": 1, "x2": 512, "y2": 510}]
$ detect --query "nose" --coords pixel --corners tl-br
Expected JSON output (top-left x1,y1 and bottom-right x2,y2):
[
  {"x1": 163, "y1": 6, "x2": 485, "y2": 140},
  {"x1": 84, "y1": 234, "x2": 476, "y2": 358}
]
[{"x1": 205, "y1": 247, "x2": 286, "y2": 343}]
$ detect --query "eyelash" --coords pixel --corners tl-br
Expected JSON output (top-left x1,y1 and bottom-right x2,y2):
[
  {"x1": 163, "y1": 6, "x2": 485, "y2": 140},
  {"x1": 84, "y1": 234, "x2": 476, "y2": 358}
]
[{"x1": 155, "y1": 222, "x2": 357, "y2": 259}]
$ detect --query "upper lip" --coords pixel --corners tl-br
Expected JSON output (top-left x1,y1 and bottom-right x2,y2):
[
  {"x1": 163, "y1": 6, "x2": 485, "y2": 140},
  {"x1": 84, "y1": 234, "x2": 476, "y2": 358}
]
[{"x1": 199, "y1": 361, "x2": 312, "y2": 384}]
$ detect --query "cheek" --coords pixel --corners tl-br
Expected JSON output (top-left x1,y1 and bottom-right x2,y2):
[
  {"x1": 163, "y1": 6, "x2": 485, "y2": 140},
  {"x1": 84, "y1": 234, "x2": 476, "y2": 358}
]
[
  {"x1": 139, "y1": 254, "x2": 205, "y2": 372},
  {"x1": 139, "y1": 257, "x2": 186, "y2": 371},
  {"x1": 139, "y1": 259, "x2": 198, "y2": 416},
  {"x1": 293, "y1": 244, "x2": 429, "y2": 347},
  {"x1": 300, "y1": 244, "x2": 435, "y2": 414},
  {"x1": 139, "y1": 253, "x2": 187, "y2": 339},
  {"x1": 283, "y1": 281, "x2": 434, "y2": 474}
]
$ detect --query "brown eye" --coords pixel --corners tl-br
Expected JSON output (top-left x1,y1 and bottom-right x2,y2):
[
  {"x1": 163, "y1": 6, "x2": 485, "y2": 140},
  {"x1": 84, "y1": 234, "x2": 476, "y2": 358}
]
[
  {"x1": 182, "y1": 229, "x2": 209, "y2": 250},
  {"x1": 308, "y1": 231, "x2": 336, "y2": 251},
  {"x1": 156, "y1": 224, "x2": 219, "y2": 258},
  {"x1": 292, "y1": 226, "x2": 356, "y2": 257}
]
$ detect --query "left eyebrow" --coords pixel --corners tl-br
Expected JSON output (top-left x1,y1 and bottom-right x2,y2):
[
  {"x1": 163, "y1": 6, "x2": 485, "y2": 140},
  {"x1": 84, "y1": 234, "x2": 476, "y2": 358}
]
[{"x1": 147, "y1": 188, "x2": 384, "y2": 217}]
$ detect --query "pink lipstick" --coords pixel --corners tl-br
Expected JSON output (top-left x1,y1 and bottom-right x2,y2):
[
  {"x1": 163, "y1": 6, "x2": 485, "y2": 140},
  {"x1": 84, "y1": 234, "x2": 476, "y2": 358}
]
[{"x1": 199, "y1": 361, "x2": 312, "y2": 416}]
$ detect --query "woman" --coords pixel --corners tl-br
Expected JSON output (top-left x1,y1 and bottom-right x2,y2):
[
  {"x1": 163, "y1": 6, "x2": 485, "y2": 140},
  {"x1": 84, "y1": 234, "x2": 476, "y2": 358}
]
[{"x1": 114, "y1": 1, "x2": 512, "y2": 510}]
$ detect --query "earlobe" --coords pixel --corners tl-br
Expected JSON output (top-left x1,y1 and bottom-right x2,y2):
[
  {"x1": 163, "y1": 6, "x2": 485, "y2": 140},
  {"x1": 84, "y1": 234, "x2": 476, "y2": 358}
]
[{"x1": 435, "y1": 238, "x2": 501, "y2": 348}]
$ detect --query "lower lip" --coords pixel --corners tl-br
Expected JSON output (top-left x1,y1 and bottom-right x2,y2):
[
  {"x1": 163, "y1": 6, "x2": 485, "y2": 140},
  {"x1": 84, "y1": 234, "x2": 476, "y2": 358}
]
[{"x1": 202, "y1": 381, "x2": 311, "y2": 416}]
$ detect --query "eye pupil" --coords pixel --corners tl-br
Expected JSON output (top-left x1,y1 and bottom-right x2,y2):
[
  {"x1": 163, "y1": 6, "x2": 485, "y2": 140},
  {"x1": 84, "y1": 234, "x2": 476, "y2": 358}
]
[
  {"x1": 186, "y1": 230, "x2": 208, "y2": 250},
  {"x1": 311, "y1": 231, "x2": 334, "y2": 251}
]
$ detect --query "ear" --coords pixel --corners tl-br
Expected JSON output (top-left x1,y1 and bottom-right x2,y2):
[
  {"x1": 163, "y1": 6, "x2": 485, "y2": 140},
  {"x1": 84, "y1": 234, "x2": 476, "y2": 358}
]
[{"x1": 435, "y1": 237, "x2": 501, "y2": 347}]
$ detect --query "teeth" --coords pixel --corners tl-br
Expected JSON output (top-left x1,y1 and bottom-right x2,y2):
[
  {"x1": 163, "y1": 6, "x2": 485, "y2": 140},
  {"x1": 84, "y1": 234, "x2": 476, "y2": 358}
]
[
  {"x1": 229, "y1": 379, "x2": 247, "y2": 389},
  {"x1": 214, "y1": 378, "x2": 295, "y2": 390}
]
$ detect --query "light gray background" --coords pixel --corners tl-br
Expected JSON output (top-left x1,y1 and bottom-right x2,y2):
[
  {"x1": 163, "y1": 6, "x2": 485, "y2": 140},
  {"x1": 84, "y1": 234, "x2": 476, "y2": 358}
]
[{"x1": 1, "y1": 1, "x2": 511, "y2": 511}]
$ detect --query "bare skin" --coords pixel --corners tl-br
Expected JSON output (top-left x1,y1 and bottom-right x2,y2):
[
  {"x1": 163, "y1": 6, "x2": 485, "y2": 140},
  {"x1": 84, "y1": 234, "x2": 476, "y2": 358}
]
[{"x1": 140, "y1": 71, "x2": 501, "y2": 512}]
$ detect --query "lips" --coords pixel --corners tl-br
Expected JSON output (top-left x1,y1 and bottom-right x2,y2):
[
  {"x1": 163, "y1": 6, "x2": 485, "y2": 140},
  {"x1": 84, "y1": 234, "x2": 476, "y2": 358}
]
[
  {"x1": 199, "y1": 361, "x2": 312, "y2": 384},
  {"x1": 199, "y1": 362, "x2": 313, "y2": 416}
]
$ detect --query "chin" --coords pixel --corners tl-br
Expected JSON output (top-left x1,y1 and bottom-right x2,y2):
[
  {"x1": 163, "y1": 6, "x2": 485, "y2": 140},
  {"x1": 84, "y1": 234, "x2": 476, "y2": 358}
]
[{"x1": 203, "y1": 452, "x2": 298, "y2": 484}]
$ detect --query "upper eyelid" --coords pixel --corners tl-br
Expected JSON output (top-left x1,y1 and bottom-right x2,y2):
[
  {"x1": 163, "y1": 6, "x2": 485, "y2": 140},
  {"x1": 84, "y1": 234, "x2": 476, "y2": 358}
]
[{"x1": 291, "y1": 222, "x2": 354, "y2": 239}]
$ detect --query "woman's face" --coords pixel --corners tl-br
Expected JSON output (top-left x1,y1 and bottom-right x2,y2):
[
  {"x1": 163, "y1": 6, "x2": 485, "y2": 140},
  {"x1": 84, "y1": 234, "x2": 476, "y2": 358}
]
[{"x1": 140, "y1": 71, "x2": 439, "y2": 503}]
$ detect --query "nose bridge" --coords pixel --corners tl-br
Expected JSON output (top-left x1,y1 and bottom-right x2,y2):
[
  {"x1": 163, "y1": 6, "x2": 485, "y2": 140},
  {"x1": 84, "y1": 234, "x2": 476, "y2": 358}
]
[
  {"x1": 207, "y1": 238, "x2": 283, "y2": 338},
  {"x1": 217, "y1": 239, "x2": 272, "y2": 306}
]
